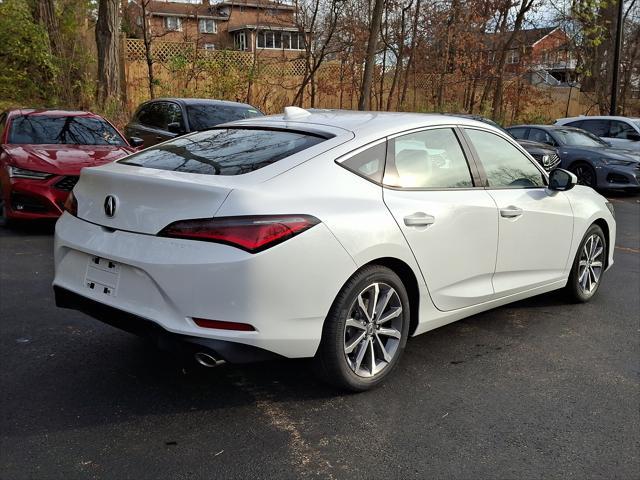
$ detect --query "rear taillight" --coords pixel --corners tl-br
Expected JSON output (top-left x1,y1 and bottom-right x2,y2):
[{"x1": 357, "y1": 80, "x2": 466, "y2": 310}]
[
  {"x1": 63, "y1": 192, "x2": 77, "y2": 217},
  {"x1": 159, "y1": 215, "x2": 320, "y2": 253}
]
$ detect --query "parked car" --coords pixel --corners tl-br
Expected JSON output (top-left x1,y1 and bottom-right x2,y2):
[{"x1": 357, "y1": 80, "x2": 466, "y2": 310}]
[
  {"x1": 449, "y1": 114, "x2": 560, "y2": 171},
  {"x1": 0, "y1": 109, "x2": 140, "y2": 225},
  {"x1": 124, "y1": 98, "x2": 263, "y2": 147},
  {"x1": 555, "y1": 116, "x2": 640, "y2": 151},
  {"x1": 54, "y1": 108, "x2": 616, "y2": 391},
  {"x1": 507, "y1": 124, "x2": 640, "y2": 191}
]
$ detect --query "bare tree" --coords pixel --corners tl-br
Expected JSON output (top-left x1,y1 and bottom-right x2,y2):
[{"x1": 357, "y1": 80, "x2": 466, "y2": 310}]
[
  {"x1": 96, "y1": 0, "x2": 121, "y2": 108},
  {"x1": 359, "y1": 0, "x2": 385, "y2": 110},
  {"x1": 293, "y1": 0, "x2": 344, "y2": 107}
]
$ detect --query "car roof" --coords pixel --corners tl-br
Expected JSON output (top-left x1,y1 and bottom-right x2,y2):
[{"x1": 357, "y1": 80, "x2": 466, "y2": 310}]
[
  {"x1": 557, "y1": 115, "x2": 640, "y2": 122},
  {"x1": 509, "y1": 124, "x2": 586, "y2": 133},
  {"x1": 141, "y1": 98, "x2": 258, "y2": 109},
  {"x1": 228, "y1": 109, "x2": 504, "y2": 140},
  {"x1": 5, "y1": 109, "x2": 101, "y2": 118}
]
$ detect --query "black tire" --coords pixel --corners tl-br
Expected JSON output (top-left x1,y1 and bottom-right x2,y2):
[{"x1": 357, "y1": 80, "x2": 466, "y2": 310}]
[
  {"x1": 0, "y1": 187, "x2": 10, "y2": 228},
  {"x1": 314, "y1": 265, "x2": 410, "y2": 392},
  {"x1": 569, "y1": 162, "x2": 597, "y2": 189},
  {"x1": 565, "y1": 224, "x2": 606, "y2": 303}
]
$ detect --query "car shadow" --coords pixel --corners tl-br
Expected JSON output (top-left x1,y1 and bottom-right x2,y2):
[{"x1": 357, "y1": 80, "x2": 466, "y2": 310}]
[{"x1": 1, "y1": 220, "x2": 56, "y2": 236}]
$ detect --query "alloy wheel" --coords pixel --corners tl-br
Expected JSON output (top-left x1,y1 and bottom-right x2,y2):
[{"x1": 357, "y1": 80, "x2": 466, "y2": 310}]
[
  {"x1": 573, "y1": 165, "x2": 595, "y2": 187},
  {"x1": 577, "y1": 234, "x2": 604, "y2": 294},
  {"x1": 344, "y1": 282, "x2": 403, "y2": 378}
]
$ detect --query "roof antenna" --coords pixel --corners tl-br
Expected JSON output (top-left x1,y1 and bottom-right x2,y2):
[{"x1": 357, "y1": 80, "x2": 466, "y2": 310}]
[{"x1": 283, "y1": 106, "x2": 311, "y2": 120}]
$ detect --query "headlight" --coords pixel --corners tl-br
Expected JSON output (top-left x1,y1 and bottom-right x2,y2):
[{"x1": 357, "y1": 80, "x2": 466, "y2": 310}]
[
  {"x1": 605, "y1": 201, "x2": 615, "y2": 218},
  {"x1": 601, "y1": 157, "x2": 634, "y2": 166},
  {"x1": 8, "y1": 166, "x2": 53, "y2": 180}
]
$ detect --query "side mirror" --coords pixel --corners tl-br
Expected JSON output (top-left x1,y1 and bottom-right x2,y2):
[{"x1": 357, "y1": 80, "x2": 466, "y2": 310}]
[
  {"x1": 628, "y1": 132, "x2": 640, "y2": 141},
  {"x1": 548, "y1": 168, "x2": 577, "y2": 191},
  {"x1": 167, "y1": 122, "x2": 184, "y2": 134},
  {"x1": 128, "y1": 137, "x2": 144, "y2": 148}
]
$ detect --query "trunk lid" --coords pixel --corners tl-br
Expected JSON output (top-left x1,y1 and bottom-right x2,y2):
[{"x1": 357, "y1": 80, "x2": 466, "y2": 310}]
[{"x1": 74, "y1": 162, "x2": 234, "y2": 234}]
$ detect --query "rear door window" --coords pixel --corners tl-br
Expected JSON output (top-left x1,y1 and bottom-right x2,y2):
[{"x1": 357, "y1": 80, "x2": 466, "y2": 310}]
[
  {"x1": 579, "y1": 119, "x2": 610, "y2": 137},
  {"x1": 187, "y1": 104, "x2": 263, "y2": 131},
  {"x1": 508, "y1": 127, "x2": 527, "y2": 139},
  {"x1": 120, "y1": 128, "x2": 326, "y2": 175},
  {"x1": 384, "y1": 128, "x2": 473, "y2": 189}
]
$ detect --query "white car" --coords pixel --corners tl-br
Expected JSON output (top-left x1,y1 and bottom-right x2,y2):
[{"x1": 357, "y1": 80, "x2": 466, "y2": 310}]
[
  {"x1": 53, "y1": 108, "x2": 616, "y2": 391},
  {"x1": 555, "y1": 116, "x2": 640, "y2": 151}
]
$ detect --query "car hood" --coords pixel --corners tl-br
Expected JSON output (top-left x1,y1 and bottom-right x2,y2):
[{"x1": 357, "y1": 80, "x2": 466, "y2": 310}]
[
  {"x1": 559, "y1": 145, "x2": 640, "y2": 163},
  {"x1": 2, "y1": 144, "x2": 135, "y2": 175}
]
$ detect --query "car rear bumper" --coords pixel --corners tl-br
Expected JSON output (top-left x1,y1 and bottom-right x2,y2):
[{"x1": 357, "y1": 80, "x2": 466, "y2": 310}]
[
  {"x1": 54, "y1": 286, "x2": 282, "y2": 363},
  {"x1": 53, "y1": 213, "x2": 357, "y2": 359}
]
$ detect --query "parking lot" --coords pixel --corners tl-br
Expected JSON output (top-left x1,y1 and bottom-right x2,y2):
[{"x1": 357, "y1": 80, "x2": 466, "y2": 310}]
[{"x1": 0, "y1": 194, "x2": 638, "y2": 479}]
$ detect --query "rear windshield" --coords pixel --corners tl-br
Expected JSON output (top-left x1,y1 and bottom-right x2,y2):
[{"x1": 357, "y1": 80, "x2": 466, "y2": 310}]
[
  {"x1": 9, "y1": 115, "x2": 126, "y2": 146},
  {"x1": 120, "y1": 128, "x2": 326, "y2": 175},
  {"x1": 187, "y1": 105, "x2": 263, "y2": 131}
]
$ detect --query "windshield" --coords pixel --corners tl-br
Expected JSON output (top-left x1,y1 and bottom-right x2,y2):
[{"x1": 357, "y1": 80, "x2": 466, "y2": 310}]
[
  {"x1": 120, "y1": 128, "x2": 326, "y2": 175},
  {"x1": 8, "y1": 115, "x2": 126, "y2": 146},
  {"x1": 187, "y1": 105, "x2": 263, "y2": 131},
  {"x1": 554, "y1": 128, "x2": 608, "y2": 147}
]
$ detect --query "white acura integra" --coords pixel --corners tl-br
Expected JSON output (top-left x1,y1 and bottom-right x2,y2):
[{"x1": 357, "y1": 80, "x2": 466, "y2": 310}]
[{"x1": 54, "y1": 108, "x2": 616, "y2": 391}]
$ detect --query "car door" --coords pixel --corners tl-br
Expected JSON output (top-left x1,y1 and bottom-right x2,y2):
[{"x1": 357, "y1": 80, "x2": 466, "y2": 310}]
[
  {"x1": 382, "y1": 127, "x2": 499, "y2": 311},
  {"x1": 462, "y1": 128, "x2": 574, "y2": 296}
]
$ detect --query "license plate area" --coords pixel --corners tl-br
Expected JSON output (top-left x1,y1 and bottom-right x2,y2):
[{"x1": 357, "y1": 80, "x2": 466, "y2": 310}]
[{"x1": 84, "y1": 256, "x2": 121, "y2": 297}]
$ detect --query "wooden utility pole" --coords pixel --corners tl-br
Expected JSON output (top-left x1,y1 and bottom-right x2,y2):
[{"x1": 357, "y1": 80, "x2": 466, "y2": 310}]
[{"x1": 610, "y1": 0, "x2": 624, "y2": 115}]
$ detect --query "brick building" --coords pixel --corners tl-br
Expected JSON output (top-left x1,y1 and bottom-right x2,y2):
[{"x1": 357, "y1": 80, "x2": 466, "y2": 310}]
[
  {"x1": 125, "y1": 0, "x2": 306, "y2": 57},
  {"x1": 483, "y1": 27, "x2": 577, "y2": 85}
]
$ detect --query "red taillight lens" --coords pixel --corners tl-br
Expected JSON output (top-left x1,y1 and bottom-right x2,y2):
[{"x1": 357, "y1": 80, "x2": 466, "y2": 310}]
[
  {"x1": 63, "y1": 192, "x2": 78, "y2": 216},
  {"x1": 159, "y1": 215, "x2": 320, "y2": 253},
  {"x1": 193, "y1": 318, "x2": 256, "y2": 331}
]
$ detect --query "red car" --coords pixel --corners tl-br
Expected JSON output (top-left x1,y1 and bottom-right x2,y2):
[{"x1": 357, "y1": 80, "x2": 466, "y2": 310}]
[{"x1": 0, "y1": 109, "x2": 142, "y2": 225}]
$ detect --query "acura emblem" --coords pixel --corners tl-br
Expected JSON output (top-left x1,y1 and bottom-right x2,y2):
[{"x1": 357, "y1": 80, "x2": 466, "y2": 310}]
[{"x1": 104, "y1": 195, "x2": 117, "y2": 217}]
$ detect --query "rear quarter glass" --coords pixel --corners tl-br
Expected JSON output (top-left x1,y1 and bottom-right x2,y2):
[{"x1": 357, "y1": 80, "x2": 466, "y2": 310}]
[{"x1": 119, "y1": 128, "x2": 327, "y2": 176}]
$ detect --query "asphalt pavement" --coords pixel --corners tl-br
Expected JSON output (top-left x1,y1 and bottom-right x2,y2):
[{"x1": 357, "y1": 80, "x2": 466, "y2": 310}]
[{"x1": 1, "y1": 194, "x2": 638, "y2": 479}]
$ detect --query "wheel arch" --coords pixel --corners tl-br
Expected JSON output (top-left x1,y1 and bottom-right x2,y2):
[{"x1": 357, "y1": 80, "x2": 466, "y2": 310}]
[{"x1": 361, "y1": 257, "x2": 420, "y2": 336}]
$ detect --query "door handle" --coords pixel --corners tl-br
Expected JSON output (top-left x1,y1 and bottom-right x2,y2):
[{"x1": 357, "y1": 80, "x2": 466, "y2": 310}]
[
  {"x1": 500, "y1": 206, "x2": 523, "y2": 218},
  {"x1": 403, "y1": 212, "x2": 435, "y2": 227}
]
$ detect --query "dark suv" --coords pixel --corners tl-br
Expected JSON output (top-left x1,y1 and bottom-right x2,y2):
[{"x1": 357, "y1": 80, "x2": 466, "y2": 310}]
[{"x1": 125, "y1": 98, "x2": 263, "y2": 147}]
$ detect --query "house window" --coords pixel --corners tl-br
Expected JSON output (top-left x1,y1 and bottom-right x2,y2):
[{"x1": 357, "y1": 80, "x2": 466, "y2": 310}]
[
  {"x1": 136, "y1": 16, "x2": 142, "y2": 26},
  {"x1": 199, "y1": 19, "x2": 216, "y2": 34},
  {"x1": 257, "y1": 31, "x2": 305, "y2": 50},
  {"x1": 203, "y1": 43, "x2": 215, "y2": 51},
  {"x1": 234, "y1": 32, "x2": 247, "y2": 50},
  {"x1": 164, "y1": 16, "x2": 182, "y2": 31},
  {"x1": 507, "y1": 49, "x2": 519, "y2": 64}
]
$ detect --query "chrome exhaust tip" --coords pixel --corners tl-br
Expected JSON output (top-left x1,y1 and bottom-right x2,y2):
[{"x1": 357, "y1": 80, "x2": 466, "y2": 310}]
[{"x1": 194, "y1": 352, "x2": 225, "y2": 368}]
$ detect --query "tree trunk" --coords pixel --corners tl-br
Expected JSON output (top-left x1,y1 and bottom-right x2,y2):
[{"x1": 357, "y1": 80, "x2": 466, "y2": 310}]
[
  {"x1": 358, "y1": 0, "x2": 385, "y2": 110},
  {"x1": 96, "y1": 0, "x2": 121, "y2": 108},
  {"x1": 399, "y1": 0, "x2": 420, "y2": 109}
]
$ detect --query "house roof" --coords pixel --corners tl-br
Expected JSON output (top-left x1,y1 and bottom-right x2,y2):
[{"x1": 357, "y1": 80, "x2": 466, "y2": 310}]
[
  {"x1": 483, "y1": 26, "x2": 563, "y2": 49},
  {"x1": 228, "y1": 23, "x2": 302, "y2": 32},
  {"x1": 217, "y1": 0, "x2": 295, "y2": 10}
]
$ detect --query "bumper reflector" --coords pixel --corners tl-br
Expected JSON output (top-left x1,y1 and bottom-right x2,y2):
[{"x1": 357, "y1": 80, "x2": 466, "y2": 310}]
[{"x1": 193, "y1": 318, "x2": 256, "y2": 331}]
